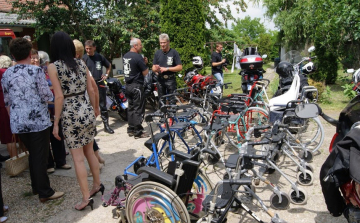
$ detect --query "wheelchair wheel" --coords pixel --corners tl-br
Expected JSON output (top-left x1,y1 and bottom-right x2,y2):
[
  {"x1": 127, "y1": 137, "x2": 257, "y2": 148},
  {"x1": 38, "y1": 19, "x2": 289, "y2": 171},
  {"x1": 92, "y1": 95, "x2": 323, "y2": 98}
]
[
  {"x1": 270, "y1": 192, "x2": 290, "y2": 210},
  {"x1": 288, "y1": 187, "x2": 308, "y2": 205},
  {"x1": 297, "y1": 170, "x2": 314, "y2": 186},
  {"x1": 125, "y1": 181, "x2": 190, "y2": 223},
  {"x1": 187, "y1": 170, "x2": 214, "y2": 215},
  {"x1": 295, "y1": 117, "x2": 324, "y2": 153}
]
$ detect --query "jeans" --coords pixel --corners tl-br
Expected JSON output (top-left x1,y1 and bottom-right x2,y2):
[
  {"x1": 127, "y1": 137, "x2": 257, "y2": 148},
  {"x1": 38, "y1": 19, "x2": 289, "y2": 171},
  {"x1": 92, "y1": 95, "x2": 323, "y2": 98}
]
[{"x1": 213, "y1": 72, "x2": 224, "y2": 86}]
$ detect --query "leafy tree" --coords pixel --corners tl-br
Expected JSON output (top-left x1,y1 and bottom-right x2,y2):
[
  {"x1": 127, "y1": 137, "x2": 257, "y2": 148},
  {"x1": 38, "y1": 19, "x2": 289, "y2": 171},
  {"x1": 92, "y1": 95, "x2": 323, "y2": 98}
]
[
  {"x1": 160, "y1": 0, "x2": 206, "y2": 73},
  {"x1": 232, "y1": 16, "x2": 266, "y2": 43},
  {"x1": 258, "y1": 0, "x2": 360, "y2": 83}
]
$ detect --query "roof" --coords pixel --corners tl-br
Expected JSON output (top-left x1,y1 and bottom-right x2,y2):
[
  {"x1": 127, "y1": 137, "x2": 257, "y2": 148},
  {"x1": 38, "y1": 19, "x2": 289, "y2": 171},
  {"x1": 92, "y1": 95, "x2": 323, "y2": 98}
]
[
  {"x1": 0, "y1": 12, "x2": 35, "y2": 25},
  {"x1": 0, "y1": 0, "x2": 12, "y2": 13}
]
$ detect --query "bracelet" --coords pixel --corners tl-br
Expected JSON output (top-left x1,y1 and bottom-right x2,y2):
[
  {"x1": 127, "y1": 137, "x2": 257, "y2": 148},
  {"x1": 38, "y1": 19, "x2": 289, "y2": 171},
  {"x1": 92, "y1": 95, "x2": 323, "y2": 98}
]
[{"x1": 166, "y1": 67, "x2": 169, "y2": 71}]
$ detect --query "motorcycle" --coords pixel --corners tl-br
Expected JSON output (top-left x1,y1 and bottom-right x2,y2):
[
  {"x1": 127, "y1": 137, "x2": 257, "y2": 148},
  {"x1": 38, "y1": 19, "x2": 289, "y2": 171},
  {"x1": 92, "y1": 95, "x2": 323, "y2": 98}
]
[
  {"x1": 106, "y1": 78, "x2": 128, "y2": 121},
  {"x1": 273, "y1": 47, "x2": 316, "y2": 98},
  {"x1": 238, "y1": 47, "x2": 267, "y2": 94},
  {"x1": 182, "y1": 56, "x2": 221, "y2": 98},
  {"x1": 144, "y1": 70, "x2": 159, "y2": 111},
  {"x1": 316, "y1": 71, "x2": 360, "y2": 222}
]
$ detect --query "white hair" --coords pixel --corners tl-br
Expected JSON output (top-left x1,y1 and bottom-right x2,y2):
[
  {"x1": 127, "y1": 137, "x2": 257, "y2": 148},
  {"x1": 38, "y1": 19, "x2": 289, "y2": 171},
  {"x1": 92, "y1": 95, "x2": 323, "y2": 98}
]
[
  {"x1": 0, "y1": 55, "x2": 12, "y2": 69},
  {"x1": 159, "y1": 33, "x2": 169, "y2": 42},
  {"x1": 130, "y1": 38, "x2": 140, "y2": 48},
  {"x1": 38, "y1": 51, "x2": 50, "y2": 66}
]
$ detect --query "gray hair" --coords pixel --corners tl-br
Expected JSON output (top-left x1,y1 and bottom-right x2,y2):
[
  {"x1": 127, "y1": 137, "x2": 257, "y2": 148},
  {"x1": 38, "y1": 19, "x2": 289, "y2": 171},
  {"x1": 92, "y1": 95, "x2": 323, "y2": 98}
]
[
  {"x1": 130, "y1": 38, "x2": 140, "y2": 48},
  {"x1": 38, "y1": 51, "x2": 50, "y2": 66},
  {"x1": 0, "y1": 55, "x2": 12, "y2": 69},
  {"x1": 159, "y1": 33, "x2": 169, "y2": 42}
]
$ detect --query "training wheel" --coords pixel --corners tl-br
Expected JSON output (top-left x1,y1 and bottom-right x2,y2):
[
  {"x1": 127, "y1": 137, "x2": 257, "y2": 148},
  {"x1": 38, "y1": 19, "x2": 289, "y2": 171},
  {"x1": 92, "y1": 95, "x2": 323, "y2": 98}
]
[
  {"x1": 270, "y1": 192, "x2": 290, "y2": 210},
  {"x1": 299, "y1": 150, "x2": 314, "y2": 163},
  {"x1": 297, "y1": 170, "x2": 314, "y2": 186},
  {"x1": 288, "y1": 187, "x2": 308, "y2": 205}
]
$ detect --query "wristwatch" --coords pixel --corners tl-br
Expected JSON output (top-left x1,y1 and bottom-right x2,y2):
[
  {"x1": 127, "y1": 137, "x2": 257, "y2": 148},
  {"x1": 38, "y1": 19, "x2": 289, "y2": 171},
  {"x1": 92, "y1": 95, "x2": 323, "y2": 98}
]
[{"x1": 166, "y1": 67, "x2": 169, "y2": 71}]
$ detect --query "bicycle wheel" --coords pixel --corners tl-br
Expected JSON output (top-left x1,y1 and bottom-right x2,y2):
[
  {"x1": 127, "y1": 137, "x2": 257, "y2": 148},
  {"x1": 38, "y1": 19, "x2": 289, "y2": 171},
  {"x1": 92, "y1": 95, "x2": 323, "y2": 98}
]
[
  {"x1": 125, "y1": 181, "x2": 190, "y2": 223},
  {"x1": 238, "y1": 107, "x2": 269, "y2": 139},
  {"x1": 293, "y1": 117, "x2": 324, "y2": 153},
  {"x1": 187, "y1": 169, "x2": 214, "y2": 215}
]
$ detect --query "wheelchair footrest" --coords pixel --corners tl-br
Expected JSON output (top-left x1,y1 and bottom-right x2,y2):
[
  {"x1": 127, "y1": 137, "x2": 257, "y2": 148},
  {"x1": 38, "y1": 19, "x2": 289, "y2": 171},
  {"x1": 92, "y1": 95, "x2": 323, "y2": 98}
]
[{"x1": 202, "y1": 183, "x2": 238, "y2": 210}]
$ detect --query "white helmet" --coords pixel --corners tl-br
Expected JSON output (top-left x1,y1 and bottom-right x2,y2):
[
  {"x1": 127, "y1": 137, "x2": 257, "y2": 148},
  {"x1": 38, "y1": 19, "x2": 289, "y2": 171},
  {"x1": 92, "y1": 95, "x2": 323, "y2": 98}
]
[{"x1": 192, "y1": 56, "x2": 203, "y2": 69}]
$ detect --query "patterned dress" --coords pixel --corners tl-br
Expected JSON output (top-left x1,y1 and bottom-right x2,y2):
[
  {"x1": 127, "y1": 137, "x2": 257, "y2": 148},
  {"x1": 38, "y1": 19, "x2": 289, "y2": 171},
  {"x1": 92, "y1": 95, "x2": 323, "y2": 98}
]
[{"x1": 54, "y1": 59, "x2": 95, "y2": 149}]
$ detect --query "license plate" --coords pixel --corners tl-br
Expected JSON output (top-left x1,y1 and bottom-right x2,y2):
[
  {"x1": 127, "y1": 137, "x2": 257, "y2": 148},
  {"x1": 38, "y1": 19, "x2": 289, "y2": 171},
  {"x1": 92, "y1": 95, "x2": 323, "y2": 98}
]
[
  {"x1": 121, "y1": 101, "x2": 128, "y2": 109},
  {"x1": 153, "y1": 90, "x2": 158, "y2": 97}
]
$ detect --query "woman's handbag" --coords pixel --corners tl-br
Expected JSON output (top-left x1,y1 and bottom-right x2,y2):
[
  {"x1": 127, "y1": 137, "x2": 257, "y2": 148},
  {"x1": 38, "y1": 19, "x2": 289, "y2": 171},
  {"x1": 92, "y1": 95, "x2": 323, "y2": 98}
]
[{"x1": 5, "y1": 135, "x2": 29, "y2": 176}]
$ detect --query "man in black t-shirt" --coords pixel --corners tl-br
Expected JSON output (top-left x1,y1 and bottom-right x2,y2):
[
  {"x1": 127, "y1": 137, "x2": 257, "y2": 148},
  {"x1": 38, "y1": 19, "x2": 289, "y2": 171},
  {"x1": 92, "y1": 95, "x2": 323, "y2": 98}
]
[
  {"x1": 83, "y1": 40, "x2": 114, "y2": 134},
  {"x1": 123, "y1": 38, "x2": 149, "y2": 138},
  {"x1": 211, "y1": 43, "x2": 228, "y2": 87},
  {"x1": 152, "y1": 33, "x2": 182, "y2": 105}
]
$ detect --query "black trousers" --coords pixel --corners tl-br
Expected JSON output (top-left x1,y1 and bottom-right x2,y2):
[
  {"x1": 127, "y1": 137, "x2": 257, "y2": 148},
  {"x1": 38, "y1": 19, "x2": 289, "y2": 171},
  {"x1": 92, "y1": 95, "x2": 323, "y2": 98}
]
[
  {"x1": 125, "y1": 83, "x2": 145, "y2": 135},
  {"x1": 97, "y1": 81, "x2": 109, "y2": 122},
  {"x1": 157, "y1": 77, "x2": 177, "y2": 106},
  {"x1": 18, "y1": 127, "x2": 55, "y2": 198},
  {"x1": 47, "y1": 122, "x2": 66, "y2": 168}
]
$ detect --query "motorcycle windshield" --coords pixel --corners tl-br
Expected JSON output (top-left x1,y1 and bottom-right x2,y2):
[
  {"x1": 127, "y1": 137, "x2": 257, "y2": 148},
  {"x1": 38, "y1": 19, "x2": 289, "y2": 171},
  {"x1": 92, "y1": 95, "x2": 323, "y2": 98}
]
[{"x1": 280, "y1": 50, "x2": 303, "y2": 65}]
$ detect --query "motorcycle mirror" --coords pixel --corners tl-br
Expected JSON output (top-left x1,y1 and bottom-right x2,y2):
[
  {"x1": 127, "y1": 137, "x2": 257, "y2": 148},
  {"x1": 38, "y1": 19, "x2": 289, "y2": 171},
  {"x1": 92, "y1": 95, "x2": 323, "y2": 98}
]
[
  {"x1": 262, "y1": 54, "x2": 268, "y2": 59},
  {"x1": 308, "y1": 46, "x2": 315, "y2": 53},
  {"x1": 295, "y1": 103, "x2": 321, "y2": 118},
  {"x1": 347, "y1": 69, "x2": 355, "y2": 74}
]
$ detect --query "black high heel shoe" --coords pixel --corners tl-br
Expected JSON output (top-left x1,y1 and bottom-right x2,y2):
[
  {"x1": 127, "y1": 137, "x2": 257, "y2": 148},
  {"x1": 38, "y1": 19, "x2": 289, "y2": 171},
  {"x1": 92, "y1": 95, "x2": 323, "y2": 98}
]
[
  {"x1": 90, "y1": 183, "x2": 105, "y2": 197},
  {"x1": 75, "y1": 198, "x2": 94, "y2": 211}
]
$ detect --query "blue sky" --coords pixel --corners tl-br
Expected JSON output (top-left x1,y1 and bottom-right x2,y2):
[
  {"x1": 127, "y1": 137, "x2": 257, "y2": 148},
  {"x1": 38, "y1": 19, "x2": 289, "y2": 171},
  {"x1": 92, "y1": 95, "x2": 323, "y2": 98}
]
[{"x1": 215, "y1": 0, "x2": 277, "y2": 31}]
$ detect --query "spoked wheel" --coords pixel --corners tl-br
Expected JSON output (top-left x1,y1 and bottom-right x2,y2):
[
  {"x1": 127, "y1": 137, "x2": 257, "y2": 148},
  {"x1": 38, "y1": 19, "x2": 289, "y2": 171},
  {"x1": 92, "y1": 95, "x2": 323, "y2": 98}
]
[
  {"x1": 296, "y1": 170, "x2": 314, "y2": 186},
  {"x1": 270, "y1": 192, "x2": 290, "y2": 210},
  {"x1": 294, "y1": 117, "x2": 324, "y2": 153},
  {"x1": 238, "y1": 107, "x2": 269, "y2": 139},
  {"x1": 125, "y1": 181, "x2": 190, "y2": 223},
  {"x1": 288, "y1": 187, "x2": 308, "y2": 205},
  {"x1": 187, "y1": 170, "x2": 214, "y2": 215},
  {"x1": 299, "y1": 150, "x2": 314, "y2": 163}
]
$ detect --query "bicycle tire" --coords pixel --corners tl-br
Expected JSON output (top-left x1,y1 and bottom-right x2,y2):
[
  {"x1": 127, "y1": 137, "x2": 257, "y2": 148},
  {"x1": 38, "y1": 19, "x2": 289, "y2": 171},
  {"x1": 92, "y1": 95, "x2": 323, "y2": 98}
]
[{"x1": 238, "y1": 107, "x2": 269, "y2": 139}]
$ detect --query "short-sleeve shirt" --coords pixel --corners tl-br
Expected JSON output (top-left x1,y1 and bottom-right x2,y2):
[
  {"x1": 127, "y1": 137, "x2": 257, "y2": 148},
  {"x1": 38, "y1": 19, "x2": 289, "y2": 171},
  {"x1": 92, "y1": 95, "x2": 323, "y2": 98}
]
[
  {"x1": 153, "y1": 48, "x2": 182, "y2": 76},
  {"x1": 1, "y1": 64, "x2": 53, "y2": 133},
  {"x1": 211, "y1": 51, "x2": 223, "y2": 74},
  {"x1": 123, "y1": 52, "x2": 148, "y2": 85},
  {"x1": 82, "y1": 52, "x2": 110, "y2": 80}
]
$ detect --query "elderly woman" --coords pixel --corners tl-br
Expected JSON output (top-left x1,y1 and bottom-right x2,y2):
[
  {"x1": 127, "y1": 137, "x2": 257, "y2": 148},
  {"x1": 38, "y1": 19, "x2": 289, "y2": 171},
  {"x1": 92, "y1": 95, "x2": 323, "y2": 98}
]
[
  {"x1": 0, "y1": 55, "x2": 14, "y2": 159},
  {"x1": 1, "y1": 38, "x2": 64, "y2": 203}
]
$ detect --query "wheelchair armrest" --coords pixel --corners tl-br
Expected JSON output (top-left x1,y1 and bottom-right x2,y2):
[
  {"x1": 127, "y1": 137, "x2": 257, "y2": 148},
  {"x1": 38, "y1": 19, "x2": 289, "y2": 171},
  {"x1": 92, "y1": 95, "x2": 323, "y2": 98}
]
[{"x1": 136, "y1": 166, "x2": 176, "y2": 189}]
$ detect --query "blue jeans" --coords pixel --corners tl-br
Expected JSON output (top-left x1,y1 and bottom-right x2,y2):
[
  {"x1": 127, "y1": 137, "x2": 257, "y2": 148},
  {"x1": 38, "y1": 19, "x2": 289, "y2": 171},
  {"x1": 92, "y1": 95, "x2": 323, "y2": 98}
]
[{"x1": 213, "y1": 72, "x2": 223, "y2": 86}]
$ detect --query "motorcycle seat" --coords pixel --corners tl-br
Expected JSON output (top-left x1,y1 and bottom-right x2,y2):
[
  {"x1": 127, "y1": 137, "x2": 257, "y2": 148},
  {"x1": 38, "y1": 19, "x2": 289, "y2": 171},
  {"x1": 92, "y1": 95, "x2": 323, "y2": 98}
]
[{"x1": 144, "y1": 132, "x2": 170, "y2": 151}]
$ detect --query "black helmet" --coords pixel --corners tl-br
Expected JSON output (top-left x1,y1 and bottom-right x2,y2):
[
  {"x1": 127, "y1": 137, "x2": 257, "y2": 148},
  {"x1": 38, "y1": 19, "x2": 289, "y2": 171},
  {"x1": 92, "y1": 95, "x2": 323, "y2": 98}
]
[{"x1": 276, "y1": 61, "x2": 294, "y2": 78}]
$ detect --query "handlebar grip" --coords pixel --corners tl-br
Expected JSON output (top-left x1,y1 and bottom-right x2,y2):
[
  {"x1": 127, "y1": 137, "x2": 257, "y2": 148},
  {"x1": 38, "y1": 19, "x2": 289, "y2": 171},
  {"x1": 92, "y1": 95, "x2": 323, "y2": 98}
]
[
  {"x1": 224, "y1": 178, "x2": 252, "y2": 186},
  {"x1": 254, "y1": 125, "x2": 271, "y2": 130},
  {"x1": 247, "y1": 140, "x2": 270, "y2": 146},
  {"x1": 321, "y1": 113, "x2": 338, "y2": 127},
  {"x1": 161, "y1": 92, "x2": 179, "y2": 98}
]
